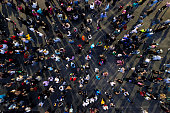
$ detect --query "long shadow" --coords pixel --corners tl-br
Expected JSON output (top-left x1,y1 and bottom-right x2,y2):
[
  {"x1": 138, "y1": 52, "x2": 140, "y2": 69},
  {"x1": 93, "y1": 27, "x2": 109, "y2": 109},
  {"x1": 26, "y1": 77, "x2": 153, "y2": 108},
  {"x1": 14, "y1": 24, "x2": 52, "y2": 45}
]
[
  {"x1": 159, "y1": 49, "x2": 169, "y2": 70},
  {"x1": 0, "y1": 12, "x2": 10, "y2": 38},
  {"x1": 154, "y1": 7, "x2": 169, "y2": 30},
  {"x1": 157, "y1": 27, "x2": 169, "y2": 43}
]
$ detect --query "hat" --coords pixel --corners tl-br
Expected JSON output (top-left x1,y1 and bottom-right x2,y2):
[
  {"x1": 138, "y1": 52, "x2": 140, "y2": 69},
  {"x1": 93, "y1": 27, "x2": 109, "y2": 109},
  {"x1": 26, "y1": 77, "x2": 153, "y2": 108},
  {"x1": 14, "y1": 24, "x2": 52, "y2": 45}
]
[{"x1": 65, "y1": 86, "x2": 72, "y2": 90}]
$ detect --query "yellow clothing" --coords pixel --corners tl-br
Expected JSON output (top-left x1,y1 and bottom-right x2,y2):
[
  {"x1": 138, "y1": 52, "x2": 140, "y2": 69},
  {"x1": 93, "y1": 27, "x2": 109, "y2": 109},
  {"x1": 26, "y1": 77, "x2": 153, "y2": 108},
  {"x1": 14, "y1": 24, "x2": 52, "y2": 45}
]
[
  {"x1": 26, "y1": 34, "x2": 31, "y2": 40},
  {"x1": 101, "y1": 98, "x2": 105, "y2": 105},
  {"x1": 140, "y1": 29, "x2": 146, "y2": 32},
  {"x1": 65, "y1": 15, "x2": 67, "y2": 20}
]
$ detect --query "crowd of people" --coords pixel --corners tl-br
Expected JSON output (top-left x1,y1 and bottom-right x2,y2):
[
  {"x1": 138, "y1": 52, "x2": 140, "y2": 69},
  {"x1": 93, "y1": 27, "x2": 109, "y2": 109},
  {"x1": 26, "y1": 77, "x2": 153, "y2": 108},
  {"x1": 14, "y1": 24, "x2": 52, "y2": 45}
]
[{"x1": 0, "y1": 0, "x2": 169, "y2": 113}]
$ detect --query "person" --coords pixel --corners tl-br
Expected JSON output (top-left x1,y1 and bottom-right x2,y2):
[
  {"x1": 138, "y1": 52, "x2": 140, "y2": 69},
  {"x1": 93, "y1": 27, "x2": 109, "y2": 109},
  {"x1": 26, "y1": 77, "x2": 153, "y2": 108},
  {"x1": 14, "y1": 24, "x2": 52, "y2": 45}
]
[
  {"x1": 100, "y1": 12, "x2": 107, "y2": 20},
  {"x1": 32, "y1": 1, "x2": 38, "y2": 9},
  {"x1": 152, "y1": 55, "x2": 162, "y2": 60},
  {"x1": 112, "y1": 0, "x2": 117, "y2": 6},
  {"x1": 0, "y1": 0, "x2": 169, "y2": 112},
  {"x1": 105, "y1": 3, "x2": 110, "y2": 11},
  {"x1": 118, "y1": 67, "x2": 125, "y2": 73},
  {"x1": 164, "y1": 64, "x2": 170, "y2": 68},
  {"x1": 151, "y1": 18, "x2": 160, "y2": 26}
]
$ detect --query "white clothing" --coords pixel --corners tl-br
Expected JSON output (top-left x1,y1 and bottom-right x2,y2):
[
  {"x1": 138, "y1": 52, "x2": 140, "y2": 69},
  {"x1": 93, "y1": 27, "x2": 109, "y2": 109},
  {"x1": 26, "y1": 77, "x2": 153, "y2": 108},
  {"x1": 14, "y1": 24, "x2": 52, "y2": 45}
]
[
  {"x1": 94, "y1": 95, "x2": 98, "y2": 101},
  {"x1": 38, "y1": 102, "x2": 44, "y2": 107},
  {"x1": 90, "y1": 3, "x2": 95, "y2": 9},
  {"x1": 38, "y1": 49, "x2": 43, "y2": 53},
  {"x1": 85, "y1": 74, "x2": 90, "y2": 80},
  {"x1": 90, "y1": 98, "x2": 95, "y2": 103},
  {"x1": 55, "y1": 77, "x2": 60, "y2": 83},
  {"x1": 110, "y1": 81, "x2": 116, "y2": 86},
  {"x1": 1, "y1": 44, "x2": 8, "y2": 50},
  {"x1": 5, "y1": 18, "x2": 11, "y2": 22},
  {"x1": 152, "y1": 55, "x2": 161, "y2": 60},
  {"x1": 43, "y1": 50, "x2": 49, "y2": 55},
  {"x1": 164, "y1": 78, "x2": 170, "y2": 83},
  {"x1": 36, "y1": 76, "x2": 42, "y2": 81},
  {"x1": 113, "y1": 17, "x2": 116, "y2": 22},
  {"x1": 134, "y1": 24, "x2": 143, "y2": 29},
  {"x1": 103, "y1": 105, "x2": 108, "y2": 110},
  {"x1": 127, "y1": 14, "x2": 132, "y2": 19},
  {"x1": 14, "y1": 42, "x2": 19, "y2": 47},
  {"x1": 55, "y1": 56, "x2": 60, "y2": 61},
  {"x1": 25, "y1": 107, "x2": 31, "y2": 112},
  {"x1": 37, "y1": 31, "x2": 43, "y2": 37},
  {"x1": 17, "y1": 31, "x2": 24, "y2": 36},
  {"x1": 88, "y1": 35, "x2": 92, "y2": 40},
  {"x1": 32, "y1": 2, "x2": 37, "y2": 9},
  {"x1": 29, "y1": 28, "x2": 35, "y2": 32},
  {"x1": 145, "y1": 96, "x2": 151, "y2": 100},
  {"x1": 86, "y1": 98, "x2": 90, "y2": 103},
  {"x1": 145, "y1": 58, "x2": 151, "y2": 63},
  {"x1": 124, "y1": 92, "x2": 129, "y2": 96},
  {"x1": 130, "y1": 28, "x2": 138, "y2": 33},
  {"x1": 54, "y1": 37, "x2": 61, "y2": 43},
  {"x1": 95, "y1": 68, "x2": 99, "y2": 72},
  {"x1": 59, "y1": 86, "x2": 64, "y2": 91}
]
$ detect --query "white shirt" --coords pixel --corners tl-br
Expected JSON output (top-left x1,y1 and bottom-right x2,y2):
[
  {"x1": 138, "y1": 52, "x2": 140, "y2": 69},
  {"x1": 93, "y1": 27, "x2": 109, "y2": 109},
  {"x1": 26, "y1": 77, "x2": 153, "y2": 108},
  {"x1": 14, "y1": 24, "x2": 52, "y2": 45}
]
[
  {"x1": 127, "y1": 14, "x2": 132, "y2": 19},
  {"x1": 164, "y1": 78, "x2": 170, "y2": 83},
  {"x1": 0, "y1": 49, "x2": 5, "y2": 54},
  {"x1": 85, "y1": 74, "x2": 90, "y2": 80},
  {"x1": 55, "y1": 56, "x2": 60, "y2": 61},
  {"x1": 43, "y1": 50, "x2": 49, "y2": 55},
  {"x1": 5, "y1": 18, "x2": 11, "y2": 22},
  {"x1": 134, "y1": 24, "x2": 143, "y2": 29},
  {"x1": 124, "y1": 92, "x2": 129, "y2": 96},
  {"x1": 145, "y1": 96, "x2": 151, "y2": 100},
  {"x1": 94, "y1": 96, "x2": 98, "y2": 101},
  {"x1": 1, "y1": 44, "x2": 8, "y2": 50},
  {"x1": 113, "y1": 17, "x2": 117, "y2": 22},
  {"x1": 25, "y1": 107, "x2": 31, "y2": 112},
  {"x1": 54, "y1": 37, "x2": 61, "y2": 43},
  {"x1": 82, "y1": 101, "x2": 86, "y2": 107},
  {"x1": 17, "y1": 31, "x2": 24, "y2": 36},
  {"x1": 36, "y1": 76, "x2": 42, "y2": 81},
  {"x1": 130, "y1": 28, "x2": 138, "y2": 33},
  {"x1": 90, "y1": 3, "x2": 94, "y2": 9},
  {"x1": 59, "y1": 86, "x2": 64, "y2": 91},
  {"x1": 38, "y1": 49, "x2": 43, "y2": 53},
  {"x1": 90, "y1": 98, "x2": 94, "y2": 103},
  {"x1": 37, "y1": 32, "x2": 43, "y2": 37},
  {"x1": 152, "y1": 55, "x2": 161, "y2": 60},
  {"x1": 88, "y1": 35, "x2": 92, "y2": 40},
  {"x1": 32, "y1": 2, "x2": 37, "y2": 8},
  {"x1": 103, "y1": 105, "x2": 108, "y2": 110},
  {"x1": 23, "y1": 39, "x2": 29, "y2": 43},
  {"x1": 95, "y1": 68, "x2": 99, "y2": 72},
  {"x1": 55, "y1": 77, "x2": 60, "y2": 83},
  {"x1": 110, "y1": 81, "x2": 116, "y2": 86},
  {"x1": 14, "y1": 42, "x2": 19, "y2": 47},
  {"x1": 38, "y1": 102, "x2": 44, "y2": 107},
  {"x1": 29, "y1": 28, "x2": 35, "y2": 32}
]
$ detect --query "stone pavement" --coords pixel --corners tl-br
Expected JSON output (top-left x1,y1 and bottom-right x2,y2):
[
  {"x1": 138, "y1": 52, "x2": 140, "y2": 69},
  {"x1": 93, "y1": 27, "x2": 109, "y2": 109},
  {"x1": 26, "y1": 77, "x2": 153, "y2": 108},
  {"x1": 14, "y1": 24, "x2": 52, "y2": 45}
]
[{"x1": 0, "y1": 0, "x2": 169, "y2": 113}]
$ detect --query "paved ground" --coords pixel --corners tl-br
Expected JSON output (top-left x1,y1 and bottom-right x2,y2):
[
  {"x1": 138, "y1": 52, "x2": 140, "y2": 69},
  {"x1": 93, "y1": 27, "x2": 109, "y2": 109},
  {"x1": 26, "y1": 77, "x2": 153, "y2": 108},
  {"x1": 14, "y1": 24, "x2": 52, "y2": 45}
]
[{"x1": 0, "y1": 0, "x2": 170, "y2": 113}]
